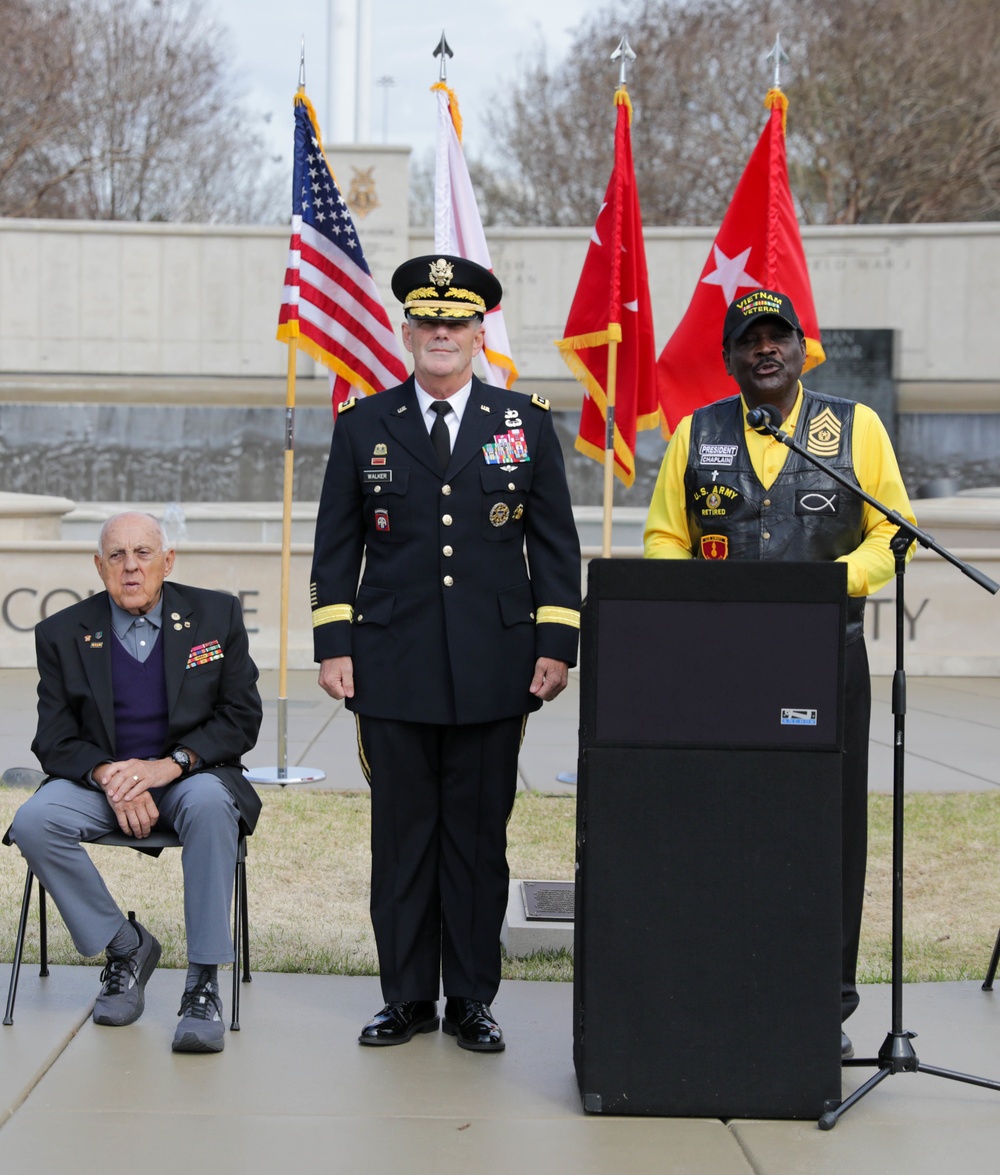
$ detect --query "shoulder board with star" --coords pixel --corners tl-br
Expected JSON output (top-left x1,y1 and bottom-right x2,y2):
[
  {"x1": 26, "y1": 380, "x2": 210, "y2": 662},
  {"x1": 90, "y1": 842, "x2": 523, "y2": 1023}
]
[
  {"x1": 530, "y1": 394, "x2": 551, "y2": 411},
  {"x1": 338, "y1": 396, "x2": 358, "y2": 412}
]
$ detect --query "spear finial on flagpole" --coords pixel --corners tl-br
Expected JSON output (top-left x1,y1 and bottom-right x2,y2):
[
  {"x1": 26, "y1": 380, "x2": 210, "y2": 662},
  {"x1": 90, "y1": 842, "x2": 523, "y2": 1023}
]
[
  {"x1": 434, "y1": 30, "x2": 453, "y2": 82},
  {"x1": 611, "y1": 33, "x2": 636, "y2": 88},
  {"x1": 767, "y1": 33, "x2": 789, "y2": 90},
  {"x1": 299, "y1": 36, "x2": 306, "y2": 89}
]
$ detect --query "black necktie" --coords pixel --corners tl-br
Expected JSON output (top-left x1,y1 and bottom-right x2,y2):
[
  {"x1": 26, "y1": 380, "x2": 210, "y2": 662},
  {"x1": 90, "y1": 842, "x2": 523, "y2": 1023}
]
[{"x1": 429, "y1": 401, "x2": 452, "y2": 471}]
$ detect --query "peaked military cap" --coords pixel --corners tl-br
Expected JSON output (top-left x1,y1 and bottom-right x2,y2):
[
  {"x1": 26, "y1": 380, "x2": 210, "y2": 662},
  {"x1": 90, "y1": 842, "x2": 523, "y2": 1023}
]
[{"x1": 391, "y1": 254, "x2": 502, "y2": 321}]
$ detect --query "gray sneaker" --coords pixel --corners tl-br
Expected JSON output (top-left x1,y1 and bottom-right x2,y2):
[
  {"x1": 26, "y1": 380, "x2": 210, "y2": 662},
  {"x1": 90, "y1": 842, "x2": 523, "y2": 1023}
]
[
  {"x1": 172, "y1": 969, "x2": 225, "y2": 1053},
  {"x1": 92, "y1": 913, "x2": 161, "y2": 1027}
]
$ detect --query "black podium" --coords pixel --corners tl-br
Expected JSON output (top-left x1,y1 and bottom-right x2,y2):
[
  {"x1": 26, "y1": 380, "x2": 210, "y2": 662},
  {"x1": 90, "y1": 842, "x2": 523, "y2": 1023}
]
[{"x1": 573, "y1": 560, "x2": 846, "y2": 1119}]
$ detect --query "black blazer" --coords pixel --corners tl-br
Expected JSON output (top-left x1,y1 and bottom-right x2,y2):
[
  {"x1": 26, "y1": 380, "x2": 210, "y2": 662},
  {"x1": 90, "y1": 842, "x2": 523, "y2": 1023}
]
[
  {"x1": 30, "y1": 582, "x2": 263, "y2": 833},
  {"x1": 311, "y1": 376, "x2": 581, "y2": 725}
]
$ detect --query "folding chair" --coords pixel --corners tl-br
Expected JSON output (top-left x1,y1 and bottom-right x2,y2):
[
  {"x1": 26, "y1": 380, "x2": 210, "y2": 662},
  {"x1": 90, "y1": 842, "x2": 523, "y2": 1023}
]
[{"x1": 3, "y1": 774, "x2": 251, "y2": 1030}]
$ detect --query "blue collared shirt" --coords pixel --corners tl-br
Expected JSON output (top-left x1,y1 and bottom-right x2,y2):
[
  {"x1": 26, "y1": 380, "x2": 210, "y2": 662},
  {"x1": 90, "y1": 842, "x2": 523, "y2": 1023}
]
[{"x1": 109, "y1": 595, "x2": 163, "y2": 663}]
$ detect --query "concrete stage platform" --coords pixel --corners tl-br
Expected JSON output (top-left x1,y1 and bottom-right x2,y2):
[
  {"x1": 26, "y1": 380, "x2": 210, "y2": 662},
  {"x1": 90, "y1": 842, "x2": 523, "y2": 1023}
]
[
  {"x1": 2, "y1": 967, "x2": 1000, "y2": 1174},
  {"x1": 2, "y1": 673, "x2": 1000, "y2": 1170}
]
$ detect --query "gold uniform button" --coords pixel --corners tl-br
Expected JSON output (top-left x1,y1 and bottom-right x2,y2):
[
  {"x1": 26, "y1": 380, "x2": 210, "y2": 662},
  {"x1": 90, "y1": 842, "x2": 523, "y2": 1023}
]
[
  {"x1": 442, "y1": 484, "x2": 452, "y2": 495},
  {"x1": 443, "y1": 576, "x2": 454, "y2": 587},
  {"x1": 508, "y1": 482, "x2": 515, "y2": 491},
  {"x1": 170, "y1": 612, "x2": 181, "y2": 621},
  {"x1": 443, "y1": 545, "x2": 453, "y2": 557},
  {"x1": 762, "y1": 531, "x2": 771, "y2": 540},
  {"x1": 356, "y1": 613, "x2": 364, "y2": 622},
  {"x1": 442, "y1": 514, "x2": 453, "y2": 526},
  {"x1": 373, "y1": 485, "x2": 381, "y2": 494},
  {"x1": 763, "y1": 498, "x2": 771, "y2": 507},
  {"x1": 529, "y1": 611, "x2": 535, "y2": 620}
]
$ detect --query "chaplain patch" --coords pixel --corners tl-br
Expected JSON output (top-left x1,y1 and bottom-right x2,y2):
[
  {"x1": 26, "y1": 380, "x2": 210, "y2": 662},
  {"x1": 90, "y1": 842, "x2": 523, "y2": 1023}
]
[
  {"x1": 698, "y1": 443, "x2": 739, "y2": 468},
  {"x1": 796, "y1": 490, "x2": 839, "y2": 515},
  {"x1": 700, "y1": 534, "x2": 729, "y2": 560}
]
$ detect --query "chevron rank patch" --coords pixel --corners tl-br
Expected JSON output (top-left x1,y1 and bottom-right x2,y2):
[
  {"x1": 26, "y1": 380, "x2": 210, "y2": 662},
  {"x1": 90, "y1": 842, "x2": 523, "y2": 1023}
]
[{"x1": 807, "y1": 408, "x2": 842, "y2": 457}]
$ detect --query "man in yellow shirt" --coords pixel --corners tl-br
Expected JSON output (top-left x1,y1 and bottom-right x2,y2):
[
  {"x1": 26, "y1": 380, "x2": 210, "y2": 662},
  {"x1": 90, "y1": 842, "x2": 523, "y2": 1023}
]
[{"x1": 644, "y1": 288, "x2": 915, "y2": 1056}]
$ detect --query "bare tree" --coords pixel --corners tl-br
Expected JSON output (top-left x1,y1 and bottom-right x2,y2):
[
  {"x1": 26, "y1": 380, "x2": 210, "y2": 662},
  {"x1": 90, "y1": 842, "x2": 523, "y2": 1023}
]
[
  {"x1": 786, "y1": 0, "x2": 1000, "y2": 223},
  {"x1": 479, "y1": 0, "x2": 1000, "y2": 226},
  {"x1": 0, "y1": 1, "x2": 83, "y2": 218},
  {"x1": 0, "y1": 0, "x2": 284, "y2": 222}
]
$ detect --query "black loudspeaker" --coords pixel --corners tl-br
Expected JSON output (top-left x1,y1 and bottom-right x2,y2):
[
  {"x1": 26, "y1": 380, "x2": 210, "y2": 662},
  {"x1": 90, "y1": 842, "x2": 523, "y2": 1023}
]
[{"x1": 574, "y1": 560, "x2": 846, "y2": 1119}]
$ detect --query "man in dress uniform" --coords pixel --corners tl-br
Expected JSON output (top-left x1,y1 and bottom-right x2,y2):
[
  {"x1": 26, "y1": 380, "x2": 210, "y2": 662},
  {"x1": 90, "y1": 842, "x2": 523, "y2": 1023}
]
[
  {"x1": 7, "y1": 512, "x2": 262, "y2": 1053},
  {"x1": 311, "y1": 255, "x2": 581, "y2": 1051},
  {"x1": 643, "y1": 289, "x2": 915, "y2": 1058}
]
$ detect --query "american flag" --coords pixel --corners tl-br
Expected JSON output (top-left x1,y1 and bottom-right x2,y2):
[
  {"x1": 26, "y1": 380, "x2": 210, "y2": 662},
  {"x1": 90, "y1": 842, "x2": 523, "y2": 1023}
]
[{"x1": 277, "y1": 91, "x2": 406, "y2": 408}]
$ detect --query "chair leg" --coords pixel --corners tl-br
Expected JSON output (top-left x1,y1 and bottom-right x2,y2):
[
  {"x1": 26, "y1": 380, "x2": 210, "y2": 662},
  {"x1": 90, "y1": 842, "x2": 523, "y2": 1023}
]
[
  {"x1": 5, "y1": 869, "x2": 35, "y2": 1025},
  {"x1": 983, "y1": 926, "x2": 1000, "y2": 991},
  {"x1": 240, "y1": 858, "x2": 251, "y2": 983},
  {"x1": 38, "y1": 884, "x2": 49, "y2": 977},
  {"x1": 230, "y1": 854, "x2": 241, "y2": 1032}
]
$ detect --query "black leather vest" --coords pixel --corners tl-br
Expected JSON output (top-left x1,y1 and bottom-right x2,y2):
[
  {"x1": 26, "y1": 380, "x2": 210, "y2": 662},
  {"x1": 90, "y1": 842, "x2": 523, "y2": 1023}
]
[{"x1": 684, "y1": 390, "x2": 867, "y2": 641}]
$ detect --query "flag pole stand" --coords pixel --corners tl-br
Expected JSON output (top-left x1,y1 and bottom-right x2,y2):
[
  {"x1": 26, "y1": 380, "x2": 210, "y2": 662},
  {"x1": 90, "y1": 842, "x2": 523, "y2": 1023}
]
[
  {"x1": 601, "y1": 337, "x2": 619, "y2": 558},
  {"x1": 247, "y1": 339, "x2": 326, "y2": 787}
]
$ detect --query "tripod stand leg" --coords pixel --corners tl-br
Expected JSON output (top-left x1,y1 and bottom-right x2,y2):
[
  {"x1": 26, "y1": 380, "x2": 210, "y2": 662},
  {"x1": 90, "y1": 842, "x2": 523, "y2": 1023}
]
[
  {"x1": 819, "y1": 1065, "x2": 893, "y2": 1130},
  {"x1": 917, "y1": 1063, "x2": 1000, "y2": 1092},
  {"x1": 982, "y1": 927, "x2": 1000, "y2": 990}
]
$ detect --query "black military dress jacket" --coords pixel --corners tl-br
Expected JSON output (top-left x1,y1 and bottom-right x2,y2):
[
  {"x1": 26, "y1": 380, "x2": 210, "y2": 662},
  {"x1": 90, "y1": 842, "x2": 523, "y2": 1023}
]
[{"x1": 311, "y1": 376, "x2": 581, "y2": 726}]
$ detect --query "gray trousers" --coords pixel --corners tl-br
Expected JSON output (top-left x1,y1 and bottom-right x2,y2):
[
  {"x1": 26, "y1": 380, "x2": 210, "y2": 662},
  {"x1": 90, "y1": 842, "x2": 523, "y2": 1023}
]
[{"x1": 8, "y1": 775, "x2": 239, "y2": 962}]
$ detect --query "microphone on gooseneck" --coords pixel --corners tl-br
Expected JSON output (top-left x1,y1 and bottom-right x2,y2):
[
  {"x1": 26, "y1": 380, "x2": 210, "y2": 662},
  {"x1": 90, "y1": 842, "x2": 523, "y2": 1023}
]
[{"x1": 746, "y1": 404, "x2": 782, "y2": 434}]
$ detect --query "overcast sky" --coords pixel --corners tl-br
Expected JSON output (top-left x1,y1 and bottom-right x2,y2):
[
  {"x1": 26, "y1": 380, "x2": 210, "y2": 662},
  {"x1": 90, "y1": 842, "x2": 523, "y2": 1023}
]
[{"x1": 208, "y1": 0, "x2": 615, "y2": 168}]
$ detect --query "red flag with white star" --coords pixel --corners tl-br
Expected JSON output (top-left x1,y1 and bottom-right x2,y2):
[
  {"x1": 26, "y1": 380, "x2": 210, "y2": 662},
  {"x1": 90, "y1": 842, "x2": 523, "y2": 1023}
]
[
  {"x1": 555, "y1": 88, "x2": 659, "y2": 487},
  {"x1": 656, "y1": 89, "x2": 824, "y2": 434}
]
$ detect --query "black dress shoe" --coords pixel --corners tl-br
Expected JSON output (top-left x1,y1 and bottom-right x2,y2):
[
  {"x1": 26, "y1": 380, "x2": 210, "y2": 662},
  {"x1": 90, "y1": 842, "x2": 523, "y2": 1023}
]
[
  {"x1": 842, "y1": 1031, "x2": 855, "y2": 1059},
  {"x1": 358, "y1": 1001, "x2": 439, "y2": 1046},
  {"x1": 442, "y1": 998, "x2": 505, "y2": 1052}
]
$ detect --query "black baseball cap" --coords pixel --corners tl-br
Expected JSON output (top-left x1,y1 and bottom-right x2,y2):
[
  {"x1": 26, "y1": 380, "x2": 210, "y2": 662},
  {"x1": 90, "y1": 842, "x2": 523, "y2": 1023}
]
[
  {"x1": 391, "y1": 254, "x2": 502, "y2": 321},
  {"x1": 722, "y1": 288, "x2": 802, "y2": 346}
]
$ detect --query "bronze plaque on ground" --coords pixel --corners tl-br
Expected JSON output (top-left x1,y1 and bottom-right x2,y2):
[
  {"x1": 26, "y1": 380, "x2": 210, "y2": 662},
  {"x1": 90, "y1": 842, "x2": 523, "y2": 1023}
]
[{"x1": 521, "y1": 881, "x2": 575, "y2": 921}]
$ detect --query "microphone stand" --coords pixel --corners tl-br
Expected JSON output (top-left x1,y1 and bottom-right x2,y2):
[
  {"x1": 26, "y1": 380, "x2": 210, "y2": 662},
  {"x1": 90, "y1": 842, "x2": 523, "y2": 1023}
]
[{"x1": 749, "y1": 407, "x2": 1000, "y2": 1129}]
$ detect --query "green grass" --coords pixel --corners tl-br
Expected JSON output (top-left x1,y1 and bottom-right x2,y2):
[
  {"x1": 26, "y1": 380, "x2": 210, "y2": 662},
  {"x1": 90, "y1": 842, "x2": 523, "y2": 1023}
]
[{"x1": 1, "y1": 788, "x2": 998, "y2": 985}]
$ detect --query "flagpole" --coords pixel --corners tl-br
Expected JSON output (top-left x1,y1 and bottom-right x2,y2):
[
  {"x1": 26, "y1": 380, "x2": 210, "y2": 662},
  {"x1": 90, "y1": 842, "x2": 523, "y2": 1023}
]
[
  {"x1": 602, "y1": 338, "x2": 618, "y2": 557},
  {"x1": 247, "y1": 48, "x2": 326, "y2": 787},
  {"x1": 600, "y1": 36, "x2": 636, "y2": 558}
]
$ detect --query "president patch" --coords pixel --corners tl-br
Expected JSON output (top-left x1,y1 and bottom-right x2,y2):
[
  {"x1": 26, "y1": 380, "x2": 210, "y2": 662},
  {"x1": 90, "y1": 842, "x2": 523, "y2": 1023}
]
[
  {"x1": 795, "y1": 490, "x2": 839, "y2": 515},
  {"x1": 698, "y1": 444, "x2": 739, "y2": 468}
]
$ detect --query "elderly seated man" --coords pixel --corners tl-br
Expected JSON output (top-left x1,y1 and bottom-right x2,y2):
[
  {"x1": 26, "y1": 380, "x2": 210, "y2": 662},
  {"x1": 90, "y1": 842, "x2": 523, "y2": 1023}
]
[{"x1": 7, "y1": 512, "x2": 262, "y2": 1053}]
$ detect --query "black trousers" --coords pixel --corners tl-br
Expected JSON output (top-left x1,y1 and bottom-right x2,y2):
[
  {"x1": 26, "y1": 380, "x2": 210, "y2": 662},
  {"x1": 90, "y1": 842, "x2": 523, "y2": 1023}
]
[
  {"x1": 841, "y1": 637, "x2": 871, "y2": 1022},
  {"x1": 356, "y1": 714, "x2": 524, "y2": 1004}
]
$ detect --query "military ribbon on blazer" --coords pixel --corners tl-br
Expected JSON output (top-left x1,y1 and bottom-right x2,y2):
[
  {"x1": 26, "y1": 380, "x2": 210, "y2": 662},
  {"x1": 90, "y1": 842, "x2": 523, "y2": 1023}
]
[{"x1": 187, "y1": 639, "x2": 224, "y2": 669}]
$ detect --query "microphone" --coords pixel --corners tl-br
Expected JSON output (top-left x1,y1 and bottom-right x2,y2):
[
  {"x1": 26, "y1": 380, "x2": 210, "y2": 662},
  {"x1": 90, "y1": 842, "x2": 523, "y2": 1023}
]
[{"x1": 746, "y1": 404, "x2": 782, "y2": 434}]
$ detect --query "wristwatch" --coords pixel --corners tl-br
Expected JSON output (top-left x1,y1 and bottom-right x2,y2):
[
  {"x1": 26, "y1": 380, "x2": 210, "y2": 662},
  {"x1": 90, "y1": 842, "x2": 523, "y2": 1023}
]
[{"x1": 170, "y1": 748, "x2": 192, "y2": 775}]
